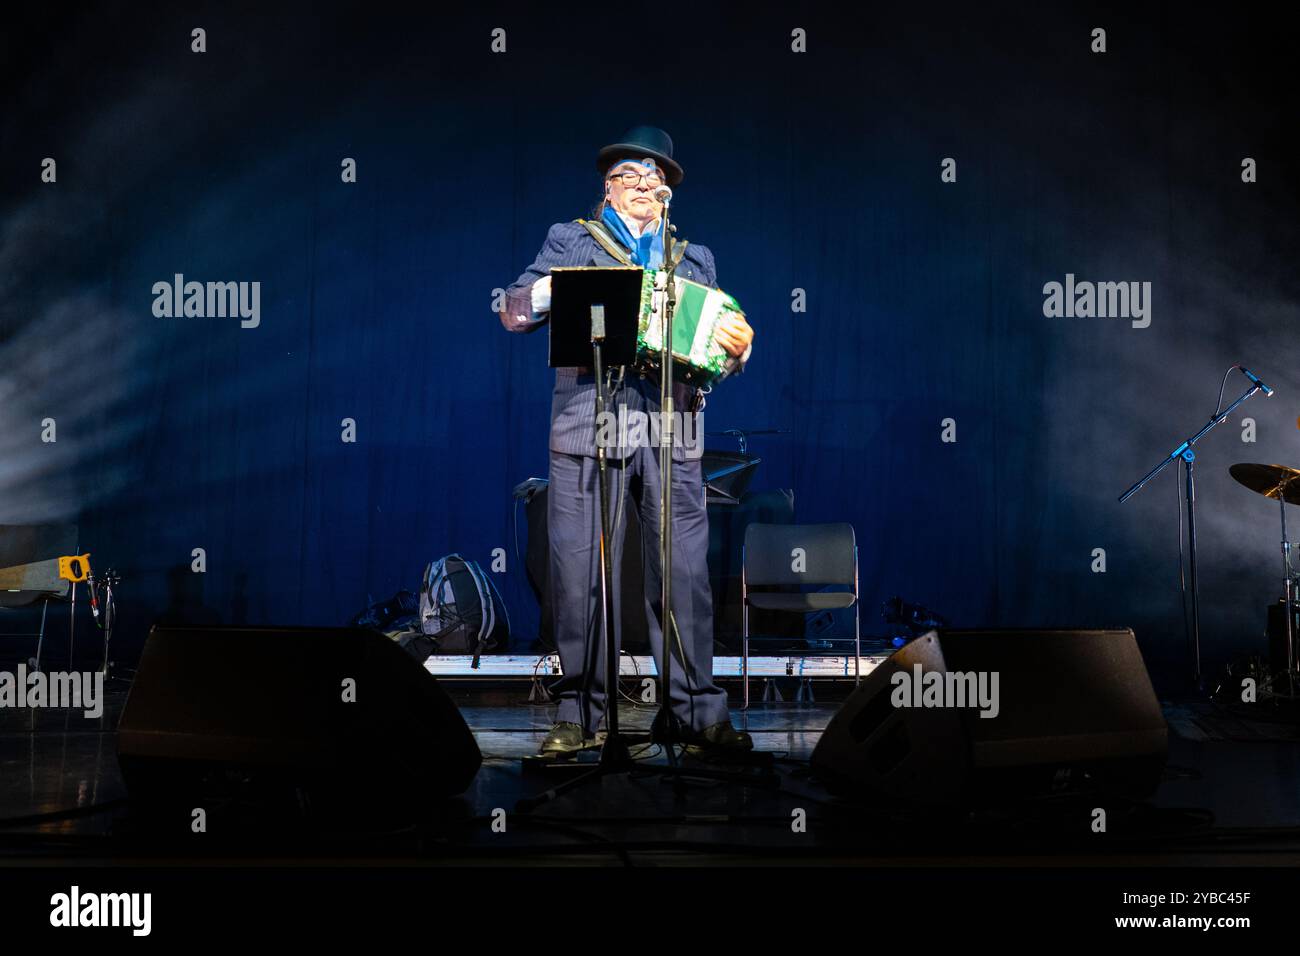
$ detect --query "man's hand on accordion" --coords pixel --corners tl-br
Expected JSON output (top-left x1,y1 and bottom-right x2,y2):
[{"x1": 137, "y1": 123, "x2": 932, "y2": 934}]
[{"x1": 714, "y1": 312, "x2": 754, "y2": 358}]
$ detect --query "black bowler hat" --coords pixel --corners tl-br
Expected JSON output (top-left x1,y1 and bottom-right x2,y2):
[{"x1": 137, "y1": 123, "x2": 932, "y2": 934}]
[{"x1": 596, "y1": 125, "x2": 684, "y2": 186}]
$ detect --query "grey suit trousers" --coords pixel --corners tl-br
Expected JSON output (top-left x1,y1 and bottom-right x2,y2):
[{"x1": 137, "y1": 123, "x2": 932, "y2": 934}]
[{"x1": 546, "y1": 385, "x2": 730, "y2": 734}]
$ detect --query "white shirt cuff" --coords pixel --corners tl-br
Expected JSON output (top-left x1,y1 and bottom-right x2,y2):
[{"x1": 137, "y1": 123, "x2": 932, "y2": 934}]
[{"x1": 531, "y1": 277, "x2": 552, "y2": 313}]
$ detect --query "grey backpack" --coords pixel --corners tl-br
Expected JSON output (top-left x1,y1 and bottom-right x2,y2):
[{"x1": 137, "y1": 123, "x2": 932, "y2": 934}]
[{"x1": 418, "y1": 554, "x2": 510, "y2": 667}]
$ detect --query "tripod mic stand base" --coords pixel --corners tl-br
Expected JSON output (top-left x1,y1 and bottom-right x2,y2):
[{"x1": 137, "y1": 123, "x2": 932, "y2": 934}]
[{"x1": 520, "y1": 731, "x2": 651, "y2": 767}]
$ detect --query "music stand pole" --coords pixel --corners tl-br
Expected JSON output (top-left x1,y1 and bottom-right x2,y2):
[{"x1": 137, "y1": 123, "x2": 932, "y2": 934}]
[{"x1": 589, "y1": 304, "x2": 630, "y2": 766}]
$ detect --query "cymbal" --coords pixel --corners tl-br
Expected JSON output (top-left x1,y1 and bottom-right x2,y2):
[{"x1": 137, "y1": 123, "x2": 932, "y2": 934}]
[{"x1": 1229, "y1": 463, "x2": 1300, "y2": 505}]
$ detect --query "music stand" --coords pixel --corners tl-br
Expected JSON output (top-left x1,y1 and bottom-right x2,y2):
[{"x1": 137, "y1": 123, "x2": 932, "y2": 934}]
[{"x1": 549, "y1": 266, "x2": 641, "y2": 369}]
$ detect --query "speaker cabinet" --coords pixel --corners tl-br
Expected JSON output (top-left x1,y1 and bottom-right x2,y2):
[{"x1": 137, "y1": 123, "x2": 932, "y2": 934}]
[
  {"x1": 117, "y1": 626, "x2": 482, "y2": 825},
  {"x1": 811, "y1": 629, "x2": 1167, "y2": 808}
]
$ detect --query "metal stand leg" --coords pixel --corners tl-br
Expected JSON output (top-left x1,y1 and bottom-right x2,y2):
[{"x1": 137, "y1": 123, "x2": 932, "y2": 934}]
[
  {"x1": 1183, "y1": 451, "x2": 1202, "y2": 687},
  {"x1": 1281, "y1": 495, "x2": 1295, "y2": 696},
  {"x1": 853, "y1": 545, "x2": 861, "y2": 686},
  {"x1": 741, "y1": 564, "x2": 749, "y2": 711},
  {"x1": 528, "y1": 676, "x2": 551, "y2": 703},
  {"x1": 68, "y1": 582, "x2": 77, "y2": 670},
  {"x1": 34, "y1": 598, "x2": 49, "y2": 672}
]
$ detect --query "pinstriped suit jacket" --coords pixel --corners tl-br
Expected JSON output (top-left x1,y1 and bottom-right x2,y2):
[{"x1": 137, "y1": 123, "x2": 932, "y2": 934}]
[{"x1": 499, "y1": 220, "x2": 720, "y2": 461}]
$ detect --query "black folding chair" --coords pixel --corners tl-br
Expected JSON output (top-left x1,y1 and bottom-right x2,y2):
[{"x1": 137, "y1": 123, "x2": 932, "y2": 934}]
[{"x1": 741, "y1": 522, "x2": 859, "y2": 709}]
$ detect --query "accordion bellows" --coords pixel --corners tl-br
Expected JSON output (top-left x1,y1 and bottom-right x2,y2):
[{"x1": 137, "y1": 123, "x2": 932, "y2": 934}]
[{"x1": 637, "y1": 270, "x2": 743, "y2": 387}]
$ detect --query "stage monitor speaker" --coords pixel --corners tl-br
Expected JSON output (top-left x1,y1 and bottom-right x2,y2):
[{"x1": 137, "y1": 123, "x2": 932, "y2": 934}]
[
  {"x1": 811, "y1": 628, "x2": 1167, "y2": 808},
  {"x1": 117, "y1": 626, "x2": 482, "y2": 825}
]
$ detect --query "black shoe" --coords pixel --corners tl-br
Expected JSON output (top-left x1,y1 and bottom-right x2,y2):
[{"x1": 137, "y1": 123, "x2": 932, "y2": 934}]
[
  {"x1": 539, "y1": 721, "x2": 587, "y2": 756},
  {"x1": 651, "y1": 713, "x2": 753, "y2": 753},
  {"x1": 691, "y1": 721, "x2": 754, "y2": 753}
]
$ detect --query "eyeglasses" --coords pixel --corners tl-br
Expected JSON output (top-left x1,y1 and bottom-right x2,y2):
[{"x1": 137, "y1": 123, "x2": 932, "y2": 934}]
[{"x1": 609, "y1": 168, "x2": 664, "y2": 188}]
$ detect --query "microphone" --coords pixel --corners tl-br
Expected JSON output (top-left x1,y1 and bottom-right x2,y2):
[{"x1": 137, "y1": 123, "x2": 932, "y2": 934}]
[
  {"x1": 1240, "y1": 366, "x2": 1275, "y2": 397},
  {"x1": 653, "y1": 185, "x2": 673, "y2": 205}
]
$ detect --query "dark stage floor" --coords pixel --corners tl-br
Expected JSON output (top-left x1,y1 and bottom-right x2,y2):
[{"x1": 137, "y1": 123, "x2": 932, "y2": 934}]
[{"x1": 2, "y1": 682, "x2": 1299, "y2": 865}]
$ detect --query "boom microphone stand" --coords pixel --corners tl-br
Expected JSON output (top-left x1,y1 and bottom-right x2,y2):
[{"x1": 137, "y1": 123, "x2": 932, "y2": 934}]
[{"x1": 1119, "y1": 368, "x2": 1271, "y2": 688}]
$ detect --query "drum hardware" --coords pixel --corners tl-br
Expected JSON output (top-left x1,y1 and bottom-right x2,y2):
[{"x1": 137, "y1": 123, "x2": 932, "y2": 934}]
[
  {"x1": 1264, "y1": 599, "x2": 1300, "y2": 692},
  {"x1": 1230, "y1": 463, "x2": 1300, "y2": 695}
]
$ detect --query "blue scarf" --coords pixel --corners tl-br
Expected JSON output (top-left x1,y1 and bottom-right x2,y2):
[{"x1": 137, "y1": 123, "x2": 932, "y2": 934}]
[{"x1": 600, "y1": 204, "x2": 664, "y2": 269}]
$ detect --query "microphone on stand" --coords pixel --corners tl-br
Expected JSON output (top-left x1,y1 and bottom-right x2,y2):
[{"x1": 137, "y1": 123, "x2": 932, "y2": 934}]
[
  {"x1": 1239, "y1": 366, "x2": 1275, "y2": 397},
  {"x1": 653, "y1": 185, "x2": 673, "y2": 205}
]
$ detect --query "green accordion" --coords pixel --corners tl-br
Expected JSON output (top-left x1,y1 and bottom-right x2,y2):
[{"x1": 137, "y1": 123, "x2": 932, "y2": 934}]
[{"x1": 637, "y1": 269, "x2": 743, "y2": 388}]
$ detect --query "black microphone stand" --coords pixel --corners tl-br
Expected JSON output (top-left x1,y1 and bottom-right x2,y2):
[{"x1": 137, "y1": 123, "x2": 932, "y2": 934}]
[
  {"x1": 655, "y1": 193, "x2": 683, "y2": 755},
  {"x1": 1118, "y1": 378, "x2": 1268, "y2": 689}
]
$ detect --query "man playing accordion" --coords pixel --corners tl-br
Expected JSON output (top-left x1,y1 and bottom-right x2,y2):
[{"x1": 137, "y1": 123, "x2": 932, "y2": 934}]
[{"x1": 498, "y1": 125, "x2": 755, "y2": 756}]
